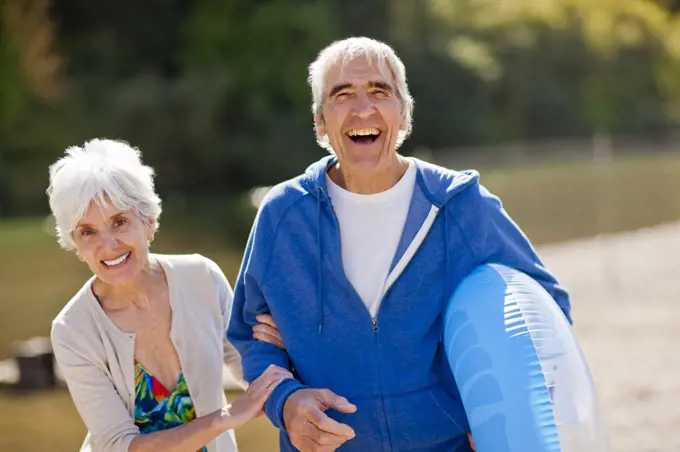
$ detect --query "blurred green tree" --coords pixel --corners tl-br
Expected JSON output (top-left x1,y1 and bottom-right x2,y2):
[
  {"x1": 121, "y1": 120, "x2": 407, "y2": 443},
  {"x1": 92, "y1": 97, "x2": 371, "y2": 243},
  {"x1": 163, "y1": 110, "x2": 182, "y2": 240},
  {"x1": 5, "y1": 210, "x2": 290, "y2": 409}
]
[
  {"x1": 0, "y1": 0, "x2": 66, "y2": 215},
  {"x1": 429, "y1": 0, "x2": 680, "y2": 141},
  {"x1": 1, "y1": 0, "x2": 680, "y2": 224}
]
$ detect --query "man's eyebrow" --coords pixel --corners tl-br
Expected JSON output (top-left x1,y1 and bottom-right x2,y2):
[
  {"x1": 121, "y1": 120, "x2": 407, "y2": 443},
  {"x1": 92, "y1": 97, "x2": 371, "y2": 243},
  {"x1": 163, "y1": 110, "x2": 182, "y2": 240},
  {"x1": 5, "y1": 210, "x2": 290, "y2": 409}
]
[
  {"x1": 328, "y1": 83, "x2": 353, "y2": 98},
  {"x1": 368, "y1": 81, "x2": 394, "y2": 92}
]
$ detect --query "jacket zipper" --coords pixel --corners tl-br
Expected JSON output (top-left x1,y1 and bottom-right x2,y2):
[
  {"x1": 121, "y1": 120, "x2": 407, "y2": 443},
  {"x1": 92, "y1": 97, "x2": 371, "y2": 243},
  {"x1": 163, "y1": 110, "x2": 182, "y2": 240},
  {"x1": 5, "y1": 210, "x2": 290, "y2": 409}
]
[
  {"x1": 323, "y1": 193, "x2": 440, "y2": 451},
  {"x1": 372, "y1": 316, "x2": 392, "y2": 451},
  {"x1": 369, "y1": 204, "x2": 441, "y2": 339},
  {"x1": 368, "y1": 205, "x2": 441, "y2": 450}
]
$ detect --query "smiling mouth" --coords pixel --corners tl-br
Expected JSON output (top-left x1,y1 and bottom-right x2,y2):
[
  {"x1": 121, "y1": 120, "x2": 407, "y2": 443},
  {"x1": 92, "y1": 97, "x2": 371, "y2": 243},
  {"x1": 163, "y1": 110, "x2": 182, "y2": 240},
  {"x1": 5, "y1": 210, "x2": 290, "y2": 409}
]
[
  {"x1": 102, "y1": 251, "x2": 131, "y2": 267},
  {"x1": 347, "y1": 128, "x2": 381, "y2": 144}
]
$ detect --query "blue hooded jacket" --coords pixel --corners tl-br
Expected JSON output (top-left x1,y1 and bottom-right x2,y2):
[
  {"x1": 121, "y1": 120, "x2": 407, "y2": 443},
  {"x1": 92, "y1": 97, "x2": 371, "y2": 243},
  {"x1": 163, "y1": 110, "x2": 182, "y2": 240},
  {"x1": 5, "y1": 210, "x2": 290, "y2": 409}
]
[{"x1": 227, "y1": 155, "x2": 571, "y2": 452}]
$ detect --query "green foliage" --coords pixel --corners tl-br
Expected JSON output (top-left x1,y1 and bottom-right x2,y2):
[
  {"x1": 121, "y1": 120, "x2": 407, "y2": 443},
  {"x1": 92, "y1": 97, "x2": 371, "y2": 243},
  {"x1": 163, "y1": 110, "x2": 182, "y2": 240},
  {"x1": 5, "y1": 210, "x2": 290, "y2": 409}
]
[
  {"x1": 429, "y1": 0, "x2": 680, "y2": 139},
  {"x1": 46, "y1": 0, "x2": 341, "y2": 196},
  {"x1": 1, "y1": 0, "x2": 680, "y2": 222}
]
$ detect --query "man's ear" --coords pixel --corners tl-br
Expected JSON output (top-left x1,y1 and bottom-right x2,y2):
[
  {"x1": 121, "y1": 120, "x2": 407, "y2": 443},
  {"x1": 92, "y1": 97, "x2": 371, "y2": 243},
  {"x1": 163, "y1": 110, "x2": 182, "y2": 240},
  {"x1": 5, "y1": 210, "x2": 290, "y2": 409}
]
[
  {"x1": 314, "y1": 114, "x2": 327, "y2": 139},
  {"x1": 399, "y1": 107, "x2": 408, "y2": 132}
]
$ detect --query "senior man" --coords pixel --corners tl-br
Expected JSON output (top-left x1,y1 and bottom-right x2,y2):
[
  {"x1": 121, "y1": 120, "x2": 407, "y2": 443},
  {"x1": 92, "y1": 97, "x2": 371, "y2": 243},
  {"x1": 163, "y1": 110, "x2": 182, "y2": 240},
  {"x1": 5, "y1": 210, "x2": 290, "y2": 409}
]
[{"x1": 228, "y1": 37, "x2": 571, "y2": 452}]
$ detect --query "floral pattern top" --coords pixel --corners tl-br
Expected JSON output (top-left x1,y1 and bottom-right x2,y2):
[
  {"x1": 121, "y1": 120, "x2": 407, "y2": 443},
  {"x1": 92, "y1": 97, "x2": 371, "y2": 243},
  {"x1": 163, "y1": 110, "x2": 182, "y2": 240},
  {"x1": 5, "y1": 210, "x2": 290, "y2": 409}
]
[{"x1": 134, "y1": 360, "x2": 207, "y2": 452}]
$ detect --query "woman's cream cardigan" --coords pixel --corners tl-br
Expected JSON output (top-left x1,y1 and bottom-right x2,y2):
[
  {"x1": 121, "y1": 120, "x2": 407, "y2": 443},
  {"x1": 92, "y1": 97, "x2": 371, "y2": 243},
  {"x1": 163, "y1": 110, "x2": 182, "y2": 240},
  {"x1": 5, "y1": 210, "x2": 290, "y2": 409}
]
[{"x1": 51, "y1": 253, "x2": 244, "y2": 452}]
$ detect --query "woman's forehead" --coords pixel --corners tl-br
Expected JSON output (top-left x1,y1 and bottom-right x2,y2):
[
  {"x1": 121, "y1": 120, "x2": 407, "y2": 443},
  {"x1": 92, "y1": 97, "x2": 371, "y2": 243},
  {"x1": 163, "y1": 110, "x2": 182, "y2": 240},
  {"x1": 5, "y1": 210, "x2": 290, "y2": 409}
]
[{"x1": 77, "y1": 198, "x2": 129, "y2": 224}]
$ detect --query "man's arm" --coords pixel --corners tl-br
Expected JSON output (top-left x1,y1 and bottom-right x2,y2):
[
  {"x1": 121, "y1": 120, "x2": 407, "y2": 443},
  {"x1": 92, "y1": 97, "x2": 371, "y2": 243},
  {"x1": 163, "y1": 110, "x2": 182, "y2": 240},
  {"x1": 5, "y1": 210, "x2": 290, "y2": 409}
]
[
  {"x1": 226, "y1": 223, "x2": 307, "y2": 429},
  {"x1": 457, "y1": 182, "x2": 572, "y2": 323}
]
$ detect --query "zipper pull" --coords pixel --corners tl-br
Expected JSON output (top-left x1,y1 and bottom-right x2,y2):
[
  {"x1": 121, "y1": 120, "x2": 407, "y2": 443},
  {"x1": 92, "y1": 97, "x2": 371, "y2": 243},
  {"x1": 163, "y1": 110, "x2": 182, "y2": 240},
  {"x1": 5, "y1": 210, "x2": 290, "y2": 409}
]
[{"x1": 372, "y1": 318, "x2": 379, "y2": 333}]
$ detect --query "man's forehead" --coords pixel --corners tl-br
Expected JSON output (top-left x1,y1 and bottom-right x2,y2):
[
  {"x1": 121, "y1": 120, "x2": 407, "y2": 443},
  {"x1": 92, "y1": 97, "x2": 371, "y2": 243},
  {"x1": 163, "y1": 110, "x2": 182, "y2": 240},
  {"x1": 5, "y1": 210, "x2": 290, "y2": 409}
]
[{"x1": 324, "y1": 56, "x2": 394, "y2": 88}]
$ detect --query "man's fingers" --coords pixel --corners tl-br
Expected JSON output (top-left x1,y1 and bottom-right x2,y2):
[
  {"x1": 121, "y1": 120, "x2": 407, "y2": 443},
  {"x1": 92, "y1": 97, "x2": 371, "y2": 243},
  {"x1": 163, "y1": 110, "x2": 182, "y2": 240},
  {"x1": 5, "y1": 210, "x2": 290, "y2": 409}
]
[
  {"x1": 293, "y1": 435, "x2": 340, "y2": 452},
  {"x1": 317, "y1": 389, "x2": 357, "y2": 414},
  {"x1": 299, "y1": 419, "x2": 351, "y2": 446},
  {"x1": 468, "y1": 433, "x2": 476, "y2": 451},
  {"x1": 306, "y1": 408, "x2": 356, "y2": 439}
]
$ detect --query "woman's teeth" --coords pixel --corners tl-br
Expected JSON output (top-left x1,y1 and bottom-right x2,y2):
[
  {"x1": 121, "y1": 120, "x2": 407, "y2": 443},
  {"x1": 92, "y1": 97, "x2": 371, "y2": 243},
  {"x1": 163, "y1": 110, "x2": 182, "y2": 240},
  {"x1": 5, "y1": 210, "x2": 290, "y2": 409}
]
[{"x1": 103, "y1": 252, "x2": 130, "y2": 266}]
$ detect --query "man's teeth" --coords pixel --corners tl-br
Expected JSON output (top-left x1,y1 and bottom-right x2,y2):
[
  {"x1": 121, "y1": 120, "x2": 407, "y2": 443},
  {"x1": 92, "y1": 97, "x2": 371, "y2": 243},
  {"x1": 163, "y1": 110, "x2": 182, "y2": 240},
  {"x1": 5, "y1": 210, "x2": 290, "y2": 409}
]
[
  {"x1": 104, "y1": 252, "x2": 130, "y2": 266},
  {"x1": 347, "y1": 128, "x2": 380, "y2": 136}
]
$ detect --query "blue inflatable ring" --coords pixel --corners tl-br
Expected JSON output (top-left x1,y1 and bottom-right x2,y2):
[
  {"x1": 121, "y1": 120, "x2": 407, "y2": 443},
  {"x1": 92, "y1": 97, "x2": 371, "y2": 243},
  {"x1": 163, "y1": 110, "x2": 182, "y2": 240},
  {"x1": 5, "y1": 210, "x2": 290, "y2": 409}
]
[{"x1": 443, "y1": 264, "x2": 611, "y2": 452}]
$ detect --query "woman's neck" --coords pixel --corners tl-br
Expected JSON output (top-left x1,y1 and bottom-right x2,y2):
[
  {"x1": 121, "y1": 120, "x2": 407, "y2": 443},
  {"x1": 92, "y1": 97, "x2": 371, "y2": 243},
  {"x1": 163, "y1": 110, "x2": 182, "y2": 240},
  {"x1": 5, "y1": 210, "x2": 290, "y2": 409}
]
[{"x1": 95, "y1": 257, "x2": 162, "y2": 310}]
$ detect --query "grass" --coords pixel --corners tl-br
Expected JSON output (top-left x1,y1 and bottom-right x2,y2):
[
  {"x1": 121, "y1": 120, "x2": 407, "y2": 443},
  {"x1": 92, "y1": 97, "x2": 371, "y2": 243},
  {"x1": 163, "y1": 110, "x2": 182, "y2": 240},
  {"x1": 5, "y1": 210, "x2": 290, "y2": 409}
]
[
  {"x1": 0, "y1": 388, "x2": 280, "y2": 451},
  {"x1": 1, "y1": 153, "x2": 680, "y2": 451},
  {"x1": 479, "y1": 153, "x2": 680, "y2": 244}
]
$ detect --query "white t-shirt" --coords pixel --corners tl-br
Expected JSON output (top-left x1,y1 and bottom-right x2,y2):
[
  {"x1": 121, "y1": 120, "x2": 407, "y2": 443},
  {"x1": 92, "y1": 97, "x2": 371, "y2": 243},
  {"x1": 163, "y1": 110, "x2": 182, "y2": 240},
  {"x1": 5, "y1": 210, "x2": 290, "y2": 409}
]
[{"x1": 326, "y1": 161, "x2": 417, "y2": 318}]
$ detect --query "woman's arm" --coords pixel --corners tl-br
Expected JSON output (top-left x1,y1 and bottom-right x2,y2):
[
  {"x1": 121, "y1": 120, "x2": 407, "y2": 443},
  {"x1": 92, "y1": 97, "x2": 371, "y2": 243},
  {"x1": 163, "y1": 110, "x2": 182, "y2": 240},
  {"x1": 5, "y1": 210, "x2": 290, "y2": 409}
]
[
  {"x1": 128, "y1": 410, "x2": 224, "y2": 452},
  {"x1": 205, "y1": 257, "x2": 285, "y2": 379},
  {"x1": 129, "y1": 365, "x2": 291, "y2": 452},
  {"x1": 205, "y1": 257, "x2": 246, "y2": 382},
  {"x1": 53, "y1": 322, "x2": 290, "y2": 452},
  {"x1": 52, "y1": 326, "x2": 139, "y2": 452}
]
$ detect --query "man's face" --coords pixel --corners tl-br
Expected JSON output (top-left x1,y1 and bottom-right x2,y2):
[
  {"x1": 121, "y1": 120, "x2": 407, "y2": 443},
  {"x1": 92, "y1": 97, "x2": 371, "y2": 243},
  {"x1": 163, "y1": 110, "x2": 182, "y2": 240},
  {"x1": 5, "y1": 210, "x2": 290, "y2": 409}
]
[{"x1": 316, "y1": 56, "x2": 406, "y2": 171}]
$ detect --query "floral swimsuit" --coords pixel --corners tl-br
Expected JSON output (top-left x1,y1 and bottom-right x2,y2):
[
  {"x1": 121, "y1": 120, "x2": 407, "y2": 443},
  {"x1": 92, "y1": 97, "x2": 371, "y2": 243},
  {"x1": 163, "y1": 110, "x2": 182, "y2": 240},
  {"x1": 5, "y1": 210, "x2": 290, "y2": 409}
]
[{"x1": 134, "y1": 360, "x2": 207, "y2": 452}]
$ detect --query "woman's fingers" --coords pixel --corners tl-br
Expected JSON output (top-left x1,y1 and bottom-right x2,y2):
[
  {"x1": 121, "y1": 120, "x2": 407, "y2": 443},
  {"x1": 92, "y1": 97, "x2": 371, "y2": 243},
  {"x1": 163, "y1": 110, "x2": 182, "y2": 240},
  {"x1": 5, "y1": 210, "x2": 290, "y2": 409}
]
[
  {"x1": 247, "y1": 366, "x2": 291, "y2": 400},
  {"x1": 255, "y1": 313, "x2": 278, "y2": 329},
  {"x1": 253, "y1": 324, "x2": 285, "y2": 349}
]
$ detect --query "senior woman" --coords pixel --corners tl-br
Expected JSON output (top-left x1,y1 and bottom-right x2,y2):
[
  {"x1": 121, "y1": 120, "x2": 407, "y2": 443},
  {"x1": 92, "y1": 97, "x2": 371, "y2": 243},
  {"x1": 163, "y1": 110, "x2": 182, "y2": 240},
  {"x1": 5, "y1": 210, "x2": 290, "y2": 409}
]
[{"x1": 47, "y1": 139, "x2": 289, "y2": 452}]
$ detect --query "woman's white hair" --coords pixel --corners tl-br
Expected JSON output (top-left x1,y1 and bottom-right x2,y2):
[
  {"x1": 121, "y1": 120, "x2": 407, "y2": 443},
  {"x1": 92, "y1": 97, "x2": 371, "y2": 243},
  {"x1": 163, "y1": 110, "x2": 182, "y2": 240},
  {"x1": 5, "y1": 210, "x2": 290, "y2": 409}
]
[
  {"x1": 308, "y1": 37, "x2": 414, "y2": 153},
  {"x1": 46, "y1": 139, "x2": 162, "y2": 251}
]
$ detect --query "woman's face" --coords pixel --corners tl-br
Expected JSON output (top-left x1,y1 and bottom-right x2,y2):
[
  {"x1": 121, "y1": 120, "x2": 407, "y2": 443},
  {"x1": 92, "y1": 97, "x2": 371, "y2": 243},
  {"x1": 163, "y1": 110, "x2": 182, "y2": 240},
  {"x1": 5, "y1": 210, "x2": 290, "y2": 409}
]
[{"x1": 73, "y1": 199, "x2": 156, "y2": 287}]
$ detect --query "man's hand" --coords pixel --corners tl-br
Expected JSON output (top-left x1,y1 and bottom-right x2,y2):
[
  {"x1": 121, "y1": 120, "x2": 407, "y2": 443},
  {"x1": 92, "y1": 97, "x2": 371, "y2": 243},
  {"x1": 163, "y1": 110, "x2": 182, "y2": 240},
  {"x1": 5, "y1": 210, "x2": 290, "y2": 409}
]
[
  {"x1": 283, "y1": 388, "x2": 357, "y2": 452},
  {"x1": 468, "y1": 433, "x2": 475, "y2": 451}
]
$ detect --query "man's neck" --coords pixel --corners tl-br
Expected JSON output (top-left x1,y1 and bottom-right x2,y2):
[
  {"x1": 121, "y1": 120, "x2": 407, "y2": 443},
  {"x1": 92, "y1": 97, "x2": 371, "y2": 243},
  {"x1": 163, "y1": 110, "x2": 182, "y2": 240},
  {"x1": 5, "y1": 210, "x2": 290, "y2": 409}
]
[{"x1": 329, "y1": 155, "x2": 410, "y2": 194}]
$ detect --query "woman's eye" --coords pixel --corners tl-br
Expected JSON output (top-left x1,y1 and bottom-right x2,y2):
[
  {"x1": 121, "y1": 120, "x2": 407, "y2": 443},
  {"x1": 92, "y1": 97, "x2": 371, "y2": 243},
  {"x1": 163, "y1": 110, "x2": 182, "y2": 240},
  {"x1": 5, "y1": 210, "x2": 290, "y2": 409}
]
[{"x1": 113, "y1": 218, "x2": 127, "y2": 227}]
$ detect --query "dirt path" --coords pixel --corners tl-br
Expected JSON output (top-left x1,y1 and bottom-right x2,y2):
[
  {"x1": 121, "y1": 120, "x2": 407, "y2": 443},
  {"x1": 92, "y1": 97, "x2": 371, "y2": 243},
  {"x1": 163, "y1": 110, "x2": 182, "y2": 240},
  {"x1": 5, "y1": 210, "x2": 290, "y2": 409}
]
[{"x1": 537, "y1": 221, "x2": 680, "y2": 452}]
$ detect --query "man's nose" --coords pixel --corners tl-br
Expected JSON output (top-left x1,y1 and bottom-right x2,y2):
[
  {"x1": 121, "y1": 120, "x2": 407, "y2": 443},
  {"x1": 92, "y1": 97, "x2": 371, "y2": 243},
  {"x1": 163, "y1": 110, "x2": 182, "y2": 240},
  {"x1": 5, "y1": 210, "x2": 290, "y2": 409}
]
[{"x1": 352, "y1": 93, "x2": 376, "y2": 119}]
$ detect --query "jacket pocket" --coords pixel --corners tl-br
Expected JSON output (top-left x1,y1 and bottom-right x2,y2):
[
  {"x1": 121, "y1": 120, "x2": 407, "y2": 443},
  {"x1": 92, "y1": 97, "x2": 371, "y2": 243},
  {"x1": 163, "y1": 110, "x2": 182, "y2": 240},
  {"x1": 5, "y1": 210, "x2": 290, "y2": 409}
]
[{"x1": 385, "y1": 385, "x2": 469, "y2": 451}]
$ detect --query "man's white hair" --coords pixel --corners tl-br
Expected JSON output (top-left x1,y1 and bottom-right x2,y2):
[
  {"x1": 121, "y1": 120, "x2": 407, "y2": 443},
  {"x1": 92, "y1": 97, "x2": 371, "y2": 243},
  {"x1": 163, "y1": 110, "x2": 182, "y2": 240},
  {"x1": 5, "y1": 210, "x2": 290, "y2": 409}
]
[
  {"x1": 308, "y1": 37, "x2": 414, "y2": 153},
  {"x1": 46, "y1": 139, "x2": 162, "y2": 251}
]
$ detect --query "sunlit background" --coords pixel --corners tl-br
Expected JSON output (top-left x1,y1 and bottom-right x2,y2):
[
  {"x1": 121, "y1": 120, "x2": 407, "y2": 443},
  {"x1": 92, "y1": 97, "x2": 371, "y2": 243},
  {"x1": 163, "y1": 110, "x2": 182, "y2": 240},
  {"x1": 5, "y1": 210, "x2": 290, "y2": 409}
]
[{"x1": 1, "y1": 1, "x2": 679, "y2": 451}]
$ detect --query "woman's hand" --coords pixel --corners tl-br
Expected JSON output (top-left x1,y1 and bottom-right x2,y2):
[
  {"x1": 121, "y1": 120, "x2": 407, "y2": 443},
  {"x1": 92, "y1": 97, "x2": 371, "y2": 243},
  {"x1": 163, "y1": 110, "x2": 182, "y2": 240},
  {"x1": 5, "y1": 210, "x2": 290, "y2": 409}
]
[
  {"x1": 219, "y1": 364, "x2": 293, "y2": 431},
  {"x1": 253, "y1": 313, "x2": 285, "y2": 349}
]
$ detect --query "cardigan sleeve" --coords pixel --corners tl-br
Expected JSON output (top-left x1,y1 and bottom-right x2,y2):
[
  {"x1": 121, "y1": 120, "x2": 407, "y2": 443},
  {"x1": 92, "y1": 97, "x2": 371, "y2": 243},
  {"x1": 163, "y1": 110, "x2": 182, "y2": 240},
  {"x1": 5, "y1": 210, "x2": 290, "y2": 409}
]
[
  {"x1": 51, "y1": 323, "x2": 139, "y2": 452},
  {"x1": 204, "y1": 256, "x2": 245, "y2": 385}
]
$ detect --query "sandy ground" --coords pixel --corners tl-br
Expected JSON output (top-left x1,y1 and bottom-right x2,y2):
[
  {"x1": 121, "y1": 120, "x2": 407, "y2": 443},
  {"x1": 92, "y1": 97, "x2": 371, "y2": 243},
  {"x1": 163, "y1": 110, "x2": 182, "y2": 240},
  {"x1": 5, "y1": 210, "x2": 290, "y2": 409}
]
[{"x1": 537, "y1": 221, "x2": 680, "y2": 452}]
